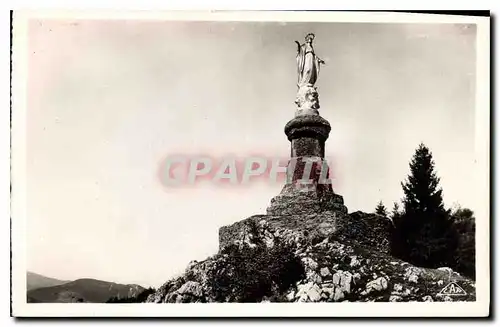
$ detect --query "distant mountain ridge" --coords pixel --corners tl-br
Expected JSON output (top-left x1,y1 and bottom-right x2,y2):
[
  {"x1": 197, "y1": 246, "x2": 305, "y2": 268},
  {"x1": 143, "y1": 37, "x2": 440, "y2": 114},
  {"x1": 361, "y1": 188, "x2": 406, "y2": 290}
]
[
  {"x1": 26, "y1": 272, "x2": 145, "y2": 303},
  {"x1": 26, "y1": 271, "x2": 69, "y2": 291}
]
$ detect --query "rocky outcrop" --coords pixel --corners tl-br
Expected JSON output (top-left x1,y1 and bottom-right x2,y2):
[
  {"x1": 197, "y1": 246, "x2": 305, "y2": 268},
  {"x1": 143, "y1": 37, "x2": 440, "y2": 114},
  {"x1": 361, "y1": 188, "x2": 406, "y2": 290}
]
[
  {"x1": 146, "y1": 211, "x2": 475, "y2": 303},
  {"x1": 219, "y1": 211, "x2": 392, "y2": 254}
]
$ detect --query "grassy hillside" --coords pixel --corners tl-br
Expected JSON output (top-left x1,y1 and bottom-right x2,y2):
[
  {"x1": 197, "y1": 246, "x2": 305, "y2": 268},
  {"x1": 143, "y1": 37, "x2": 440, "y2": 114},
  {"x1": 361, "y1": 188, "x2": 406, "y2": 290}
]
[{"x1": 27, "y1": 278, "x2": 145, "y2": 303}]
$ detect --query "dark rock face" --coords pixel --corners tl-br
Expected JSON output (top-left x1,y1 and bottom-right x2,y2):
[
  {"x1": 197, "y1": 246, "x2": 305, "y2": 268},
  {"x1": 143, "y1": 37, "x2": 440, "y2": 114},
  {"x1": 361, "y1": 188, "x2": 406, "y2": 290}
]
[{"x1": 146, "y1": 212, "x2": 475, "y2": 303}]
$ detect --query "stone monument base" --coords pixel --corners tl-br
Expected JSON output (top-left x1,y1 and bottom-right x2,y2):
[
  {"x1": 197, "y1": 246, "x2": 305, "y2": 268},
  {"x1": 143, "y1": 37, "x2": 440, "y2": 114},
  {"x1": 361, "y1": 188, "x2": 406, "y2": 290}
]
[
  {"x1": 267, "y1": 183, "x2": 347, "y2": 216},
  {"x1": 265, "y1": 114, "x2": 348, "y2": 216}
]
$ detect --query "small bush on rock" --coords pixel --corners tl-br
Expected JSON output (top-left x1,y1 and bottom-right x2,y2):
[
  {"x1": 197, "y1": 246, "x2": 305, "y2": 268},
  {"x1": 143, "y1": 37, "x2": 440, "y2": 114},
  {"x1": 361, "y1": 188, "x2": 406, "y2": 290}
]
[{"x1": 207, "y1": 240, "x2": 305, "y2": 302}]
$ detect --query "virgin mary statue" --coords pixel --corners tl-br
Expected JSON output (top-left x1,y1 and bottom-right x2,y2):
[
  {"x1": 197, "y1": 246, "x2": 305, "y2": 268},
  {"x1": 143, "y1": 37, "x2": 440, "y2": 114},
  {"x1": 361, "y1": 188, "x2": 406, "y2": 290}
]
[{"x1": 295, "y1": 33, "x2": 325, "y2": 88}]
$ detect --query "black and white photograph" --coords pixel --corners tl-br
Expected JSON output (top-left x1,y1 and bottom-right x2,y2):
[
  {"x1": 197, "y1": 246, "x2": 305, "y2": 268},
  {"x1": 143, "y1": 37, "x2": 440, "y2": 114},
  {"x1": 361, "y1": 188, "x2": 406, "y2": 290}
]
[{"x1": 10, "y1": 10, "x2": 490, "y2": 317}]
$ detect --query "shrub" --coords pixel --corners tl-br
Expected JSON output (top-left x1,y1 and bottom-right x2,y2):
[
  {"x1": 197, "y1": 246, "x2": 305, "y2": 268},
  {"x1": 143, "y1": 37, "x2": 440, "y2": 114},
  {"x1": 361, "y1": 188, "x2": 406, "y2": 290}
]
[
  {"x1": 451, "y1": 208, "x2": 476, "y2": 278},
  {"x1": 206, "y1": 232, "x2": 305, "y2": 302}
]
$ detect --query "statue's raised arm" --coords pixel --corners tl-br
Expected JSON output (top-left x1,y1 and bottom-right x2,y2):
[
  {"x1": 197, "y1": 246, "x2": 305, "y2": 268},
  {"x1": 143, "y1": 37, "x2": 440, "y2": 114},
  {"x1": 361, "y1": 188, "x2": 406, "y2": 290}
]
[{"x1": 294, "y1": 40, "x2": 301, "y2": 54}]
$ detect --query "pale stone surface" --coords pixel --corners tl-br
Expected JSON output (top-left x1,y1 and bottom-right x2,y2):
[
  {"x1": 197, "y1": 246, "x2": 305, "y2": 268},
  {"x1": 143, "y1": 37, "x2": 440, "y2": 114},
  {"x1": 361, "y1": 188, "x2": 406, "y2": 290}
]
[
  {"x1": 365, "y1": 277, "x2": 389, "y2": 293},
  {"x1": 393, "y1": 283, "x2": 403, "y2": 292},
  {"x1": 307, "y1": 271, "x2": 322, "y2": 284},
  {"x1": 350, "y1": 256, "x2": 361, "y2": 267},
  {"x1": 296, "y1": 282, "x2": 322, "y2": 302},
  {"x1": 405, "y1": 267, "x2": 422, "y2": 283},
  {"x1": 186, "y1": 260, "x2": 198, "y2": 272},
  {"x1": 295, "y1": 84, "x2": 320, "y2": 111},
  {"x1": 331, "y1": 270, "x2": 354, "y2": 301},
  {"x1": 177, "y1": 281, "x2": 203, "y2": 298},
  {"x1": 301, "y1": 257, "x2": 318, "y2": 271},
  {"x1": 333, "y1": 287, "x2": 345, "y2": 301},
  {"x1": 320, "y1": 267, "x2": 331, "y2": 277}
]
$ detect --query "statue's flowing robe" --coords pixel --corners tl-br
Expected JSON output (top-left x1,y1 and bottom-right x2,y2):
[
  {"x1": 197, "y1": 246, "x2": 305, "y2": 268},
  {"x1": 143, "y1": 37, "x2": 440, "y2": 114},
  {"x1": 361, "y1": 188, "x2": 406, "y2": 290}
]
[{"x1": 296, "y1": 43, "x2": 321, "y2": 87}]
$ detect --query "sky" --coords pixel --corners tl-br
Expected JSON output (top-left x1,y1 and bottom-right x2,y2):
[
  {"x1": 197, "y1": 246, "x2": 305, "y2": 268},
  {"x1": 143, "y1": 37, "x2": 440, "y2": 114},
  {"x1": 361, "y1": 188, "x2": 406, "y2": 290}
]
[{"x1": 26, "y1": 19, "x2": 478, "y2": 287}]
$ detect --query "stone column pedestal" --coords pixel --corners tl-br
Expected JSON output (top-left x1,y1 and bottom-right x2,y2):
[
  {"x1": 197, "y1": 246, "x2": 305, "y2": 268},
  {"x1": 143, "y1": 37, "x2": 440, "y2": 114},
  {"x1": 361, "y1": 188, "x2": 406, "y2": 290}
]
[{"x1": 267, "y1": 115, "x2": 348, "y2": 215}]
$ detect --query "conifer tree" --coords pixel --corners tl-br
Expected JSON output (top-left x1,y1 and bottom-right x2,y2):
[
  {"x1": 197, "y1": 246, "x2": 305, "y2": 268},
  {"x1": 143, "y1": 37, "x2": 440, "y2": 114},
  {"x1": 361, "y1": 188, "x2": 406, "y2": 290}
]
[
  {"x1": 391, "y1": 202, "x2": 401, "y2": 220},
  {"x1": 402, "y1": 143, "x2": 445, "y2": 216},
  {"x1": 375, "y1": 201, "x2": 387, "y2": 216},
  {"x1": 392, "y1": 143, "x2": 458, "y2": 268}
]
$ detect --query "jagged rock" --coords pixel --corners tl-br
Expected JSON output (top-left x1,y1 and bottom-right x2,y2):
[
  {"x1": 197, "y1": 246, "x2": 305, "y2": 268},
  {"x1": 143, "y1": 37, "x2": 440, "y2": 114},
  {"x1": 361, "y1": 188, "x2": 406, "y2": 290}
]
[
  {"x1": 177, "y1": 281, "x2": 203, "y2": 298},
  {"x1": 328, "y1": 270, "x2": 353, "y2": 301},
  {"x1": 296, "y1": 282, "x2": 322, "y2": 302},
  {"x1": 365, "y1": 277, "x2": 389, "y2": 294},
  {"x1": 320, "y1": 267, "x2": 331, "y2": 277},
  {"x1": 306, "y1": 271, "x2": 322, "y2": 284},
  {"x1": 350, "y1": 256, "x2": 361, "y2": 267},
  {"x1": 146, "y1": 209, "x2": 476, "y2": 303},
  {"x1": 393, "y1": 283, "x2": 403, "y2": 292},
  {"x1": 404, "y1": 267, "x2": 422, "y2": 283},
  {"x1": 186, "y1": 260, "x2": 198, "y2": 272},
  {"x1": 148, "y1": 292, "x2": 163, "y2": 303}
]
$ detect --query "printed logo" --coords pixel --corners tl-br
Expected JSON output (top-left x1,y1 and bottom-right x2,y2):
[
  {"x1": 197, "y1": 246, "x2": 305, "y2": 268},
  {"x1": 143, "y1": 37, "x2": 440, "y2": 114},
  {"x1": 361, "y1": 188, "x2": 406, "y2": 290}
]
[{"x1": 437, "y1": 282, "x2": 467, "y2": 296}]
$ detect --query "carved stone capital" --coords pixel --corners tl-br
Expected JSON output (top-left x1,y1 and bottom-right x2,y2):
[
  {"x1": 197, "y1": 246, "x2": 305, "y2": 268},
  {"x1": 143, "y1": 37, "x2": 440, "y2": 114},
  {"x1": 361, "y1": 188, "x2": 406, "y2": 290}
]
[{"x1": 295, "y1": 84, "x2": 320, "y2": 116}]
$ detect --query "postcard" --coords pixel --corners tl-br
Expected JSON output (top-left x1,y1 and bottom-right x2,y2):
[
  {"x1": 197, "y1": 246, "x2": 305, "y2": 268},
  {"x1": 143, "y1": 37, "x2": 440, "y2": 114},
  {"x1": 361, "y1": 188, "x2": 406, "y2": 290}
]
[{"x1": 10, "y1": 10, "x2": 490, "y2": 317}]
